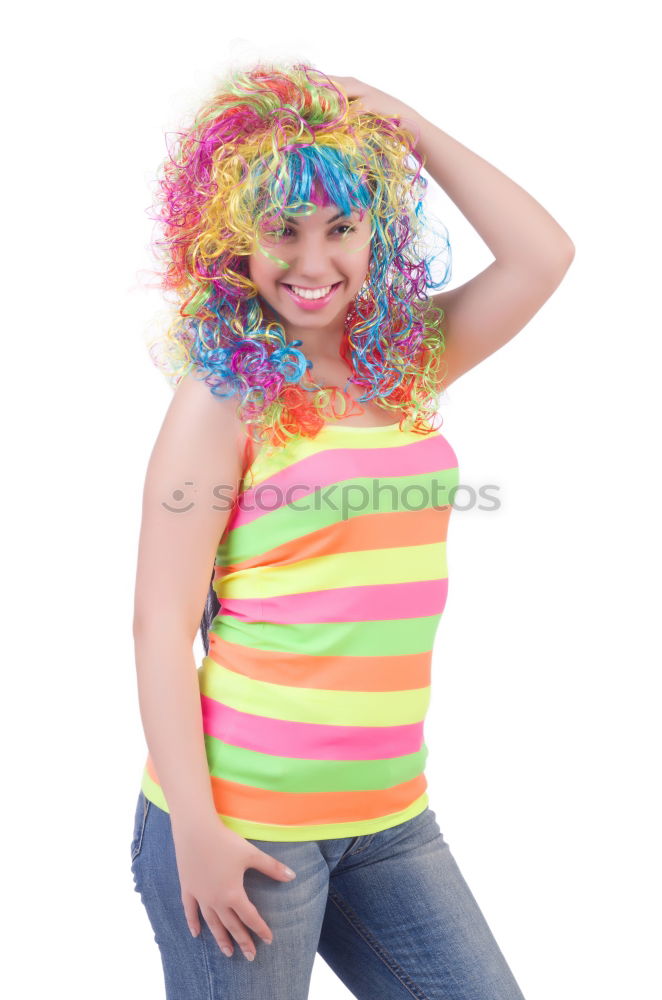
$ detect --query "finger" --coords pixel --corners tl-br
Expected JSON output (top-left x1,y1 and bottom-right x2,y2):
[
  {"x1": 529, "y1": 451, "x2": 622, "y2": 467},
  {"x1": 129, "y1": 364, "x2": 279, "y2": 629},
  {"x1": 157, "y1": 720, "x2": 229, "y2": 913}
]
[
  {"x1": 236, "y1": 894, "x2": 273, "y2": 944},
  {"x1": 326, "y1": 75, "x2": 357, "y2": 96},
  {"x1": 247, "y1": 847, "x2": 296, "y2": 885},
  {"x1": 200, "y1": 906, "x2": 236, "y2": 959},
  {"x1": 218, "y1": 906, "x2": 258, "y2": 962},
  {"x1": 181, "y1": 891, "x2": 201, "y2": 938}
]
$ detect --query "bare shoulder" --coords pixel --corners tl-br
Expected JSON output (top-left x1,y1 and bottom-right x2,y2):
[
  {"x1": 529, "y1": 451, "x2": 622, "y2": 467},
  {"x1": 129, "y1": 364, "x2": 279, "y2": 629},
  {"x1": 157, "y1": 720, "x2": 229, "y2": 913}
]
[
  {"x1": 171, "y1": 370, "x2": 242, "y2": 424},
  {"x1": 147, "y1": 371, "x2": 248, "y2": 495},
  {"x1": 167, "y1": 372, "x2": 246, "y2": 461}
]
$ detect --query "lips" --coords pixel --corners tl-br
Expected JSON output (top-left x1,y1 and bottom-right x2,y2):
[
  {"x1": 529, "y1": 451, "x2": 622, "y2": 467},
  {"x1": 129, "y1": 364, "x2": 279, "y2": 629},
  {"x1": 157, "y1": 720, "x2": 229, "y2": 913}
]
[
  {"x1": 284, "y1": 282, "x2": 340, "y2": 294},
  {"x1": 282, "y1": 282, "x2": 342, "y2": 311}
]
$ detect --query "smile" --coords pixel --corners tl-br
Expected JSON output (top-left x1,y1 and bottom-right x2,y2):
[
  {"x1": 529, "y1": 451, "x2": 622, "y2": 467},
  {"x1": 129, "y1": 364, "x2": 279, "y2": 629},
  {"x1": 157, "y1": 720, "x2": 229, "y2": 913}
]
[{"x1": 282, "y1": 282, "x2": 342, "y2": 310}]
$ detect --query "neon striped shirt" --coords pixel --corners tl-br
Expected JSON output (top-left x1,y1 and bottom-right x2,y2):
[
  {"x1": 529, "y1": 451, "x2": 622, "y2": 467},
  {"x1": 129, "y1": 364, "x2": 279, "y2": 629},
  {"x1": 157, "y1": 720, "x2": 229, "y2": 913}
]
[{"x1": 141, "y1": 420, "x2": 459, "y2": 841}]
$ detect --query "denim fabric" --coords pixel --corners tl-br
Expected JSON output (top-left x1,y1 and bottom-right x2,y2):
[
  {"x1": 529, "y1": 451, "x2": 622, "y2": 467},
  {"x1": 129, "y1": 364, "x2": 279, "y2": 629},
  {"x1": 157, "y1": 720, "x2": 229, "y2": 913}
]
[{"x1": 130, "y1": 789, "x2": 527, "y2": 999}]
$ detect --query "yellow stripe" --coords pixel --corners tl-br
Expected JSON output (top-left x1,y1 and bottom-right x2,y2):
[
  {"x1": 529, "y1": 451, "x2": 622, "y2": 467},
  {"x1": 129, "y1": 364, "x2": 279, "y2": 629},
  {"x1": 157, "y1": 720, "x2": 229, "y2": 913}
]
[
  {"x1": 219, "y1": 542, "x2": 447, "y2": 599},
  {"x1": 198, "y1": 657, "x2": 431, "y2": 725}
]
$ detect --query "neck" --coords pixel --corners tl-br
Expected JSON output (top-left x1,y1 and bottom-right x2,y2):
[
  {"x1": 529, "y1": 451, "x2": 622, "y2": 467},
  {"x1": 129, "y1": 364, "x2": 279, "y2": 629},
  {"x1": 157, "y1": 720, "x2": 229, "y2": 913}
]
[{"x1": 260, "y1": 300, "x2": 347, "y2": 359}]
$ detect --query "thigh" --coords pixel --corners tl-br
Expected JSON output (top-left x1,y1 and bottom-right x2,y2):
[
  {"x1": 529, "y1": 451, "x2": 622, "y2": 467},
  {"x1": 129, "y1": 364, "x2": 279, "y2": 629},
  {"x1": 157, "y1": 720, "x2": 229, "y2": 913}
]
[
  {"x1": 317, "y1": 807, "x2": 528, "y2": 1000},
  {"x1": 129, "y1": 790, "x2": 330, "y2": 1000}
]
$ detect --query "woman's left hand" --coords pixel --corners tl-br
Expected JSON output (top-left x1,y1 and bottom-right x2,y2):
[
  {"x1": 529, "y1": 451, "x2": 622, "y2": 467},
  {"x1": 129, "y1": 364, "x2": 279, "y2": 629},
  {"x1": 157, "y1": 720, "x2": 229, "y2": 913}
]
[{"x1": 326, "y1": 74, "x2": 424, "y2": 145}]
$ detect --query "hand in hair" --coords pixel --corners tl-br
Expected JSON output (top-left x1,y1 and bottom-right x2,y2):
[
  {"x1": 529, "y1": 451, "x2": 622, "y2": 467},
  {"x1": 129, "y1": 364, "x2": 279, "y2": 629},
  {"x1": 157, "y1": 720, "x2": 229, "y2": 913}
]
[{"x1": 326, "y1": 73, "x2": 424, "y2": 146}]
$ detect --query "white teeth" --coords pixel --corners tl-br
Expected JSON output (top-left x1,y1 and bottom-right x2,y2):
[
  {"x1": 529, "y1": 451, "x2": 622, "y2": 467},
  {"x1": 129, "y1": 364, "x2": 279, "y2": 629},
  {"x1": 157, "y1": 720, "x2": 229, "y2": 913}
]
[{"x1": 289, "y1": 284, "x2": 334, "y2": 300}]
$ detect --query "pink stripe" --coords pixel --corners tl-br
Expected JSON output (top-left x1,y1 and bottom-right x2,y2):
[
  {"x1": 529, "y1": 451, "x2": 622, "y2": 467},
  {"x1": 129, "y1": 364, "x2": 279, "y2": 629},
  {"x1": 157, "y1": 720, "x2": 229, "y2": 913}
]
[
  {"x1": 219, "y1": 578, "x2": 448, "y2": 625},
  {"x1": 201, "y1": 696, "x2": 425, "y2": 759},
  {"x1": 231, "y1": 434, "x2": 458, "y2": 530}
]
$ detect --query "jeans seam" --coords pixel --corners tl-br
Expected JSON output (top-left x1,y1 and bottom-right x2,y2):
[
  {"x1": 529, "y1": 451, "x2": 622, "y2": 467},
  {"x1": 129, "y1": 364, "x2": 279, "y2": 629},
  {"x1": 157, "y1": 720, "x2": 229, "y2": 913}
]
[
  {"x1": 345, "y1": 833, "x2": 375, "y2": 857},
  {"x1": 131, "y1": 795, "x2": 151, "y2": 862},
  {"x1": 328, "y1": 886, "x2": 431, "y2": 1000}
]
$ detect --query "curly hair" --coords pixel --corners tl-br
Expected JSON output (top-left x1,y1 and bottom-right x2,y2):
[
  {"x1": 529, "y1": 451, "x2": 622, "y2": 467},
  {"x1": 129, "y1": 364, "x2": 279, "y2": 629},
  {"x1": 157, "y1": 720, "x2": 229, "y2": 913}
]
[{"x1": 145, "y1": 62, "x2": 452, "y2": 466}]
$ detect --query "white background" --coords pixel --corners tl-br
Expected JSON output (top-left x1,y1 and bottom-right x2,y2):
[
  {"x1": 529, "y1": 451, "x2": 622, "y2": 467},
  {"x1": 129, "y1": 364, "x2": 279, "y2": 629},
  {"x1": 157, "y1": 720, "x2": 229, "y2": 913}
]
[{"x1": 3, "y1": 1, "x2": 660, "y2": 997}]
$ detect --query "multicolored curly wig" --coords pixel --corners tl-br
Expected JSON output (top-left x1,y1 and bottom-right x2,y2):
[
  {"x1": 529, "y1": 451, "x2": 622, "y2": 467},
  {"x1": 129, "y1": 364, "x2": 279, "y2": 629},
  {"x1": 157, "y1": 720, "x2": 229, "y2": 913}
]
[{"x1": 145, "y1": 62, "x2": 452, "y2": 461}]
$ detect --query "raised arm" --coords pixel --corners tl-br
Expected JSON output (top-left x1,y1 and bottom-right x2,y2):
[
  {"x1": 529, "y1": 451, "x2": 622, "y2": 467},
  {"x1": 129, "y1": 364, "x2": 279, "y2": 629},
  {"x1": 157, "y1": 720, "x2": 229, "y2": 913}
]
[
  {"x1": 328, "y1": 75, "x2": 576, "y2": 389},
  {"x1": 414, "y1": 115, "x2": 575, "y2": 388}
]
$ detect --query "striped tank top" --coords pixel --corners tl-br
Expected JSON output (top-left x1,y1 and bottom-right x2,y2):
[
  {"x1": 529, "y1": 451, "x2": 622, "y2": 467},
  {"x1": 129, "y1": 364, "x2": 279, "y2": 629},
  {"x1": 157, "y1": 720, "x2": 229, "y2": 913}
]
[{"x1": 141, "y1": 420, "x2": 460, "y2": 841}]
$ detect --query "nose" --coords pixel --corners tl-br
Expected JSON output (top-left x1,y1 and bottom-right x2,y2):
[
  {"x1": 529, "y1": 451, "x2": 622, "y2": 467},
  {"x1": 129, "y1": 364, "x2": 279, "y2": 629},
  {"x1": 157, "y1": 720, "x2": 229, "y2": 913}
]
[{"x1": 285, "y1": 234, "x2": 339, "y2": 282}]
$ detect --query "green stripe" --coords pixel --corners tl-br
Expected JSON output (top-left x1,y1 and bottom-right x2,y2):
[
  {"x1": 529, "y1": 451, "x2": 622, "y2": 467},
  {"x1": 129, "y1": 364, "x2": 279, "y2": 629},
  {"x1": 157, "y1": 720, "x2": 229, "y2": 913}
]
[
  {"x1": 221, "y1": 467, "x2": 459, "y2": 564},
  {"x1": 199, "y1": 657, "x2": 430, "y2": 725},
  {"x1": 210, "y1": 613, "x2": 442, "y2": 657},
  {"x1": 204, "y1": 736, "x2": 428, "y2": 792}
]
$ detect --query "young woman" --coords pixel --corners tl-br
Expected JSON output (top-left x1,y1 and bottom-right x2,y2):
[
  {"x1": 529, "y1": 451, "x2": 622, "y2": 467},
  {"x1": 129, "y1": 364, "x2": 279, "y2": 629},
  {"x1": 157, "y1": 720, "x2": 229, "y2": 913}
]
[{"x1": 130, "y1": 63, "x2": 574, "y2": 999}]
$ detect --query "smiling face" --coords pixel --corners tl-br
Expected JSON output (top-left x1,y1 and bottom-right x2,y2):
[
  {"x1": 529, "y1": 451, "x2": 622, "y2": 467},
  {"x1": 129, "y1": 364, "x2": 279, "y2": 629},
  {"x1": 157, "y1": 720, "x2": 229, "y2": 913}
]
[{"x1": 248, "y1": 202, "x2": 373, "y2": 350}]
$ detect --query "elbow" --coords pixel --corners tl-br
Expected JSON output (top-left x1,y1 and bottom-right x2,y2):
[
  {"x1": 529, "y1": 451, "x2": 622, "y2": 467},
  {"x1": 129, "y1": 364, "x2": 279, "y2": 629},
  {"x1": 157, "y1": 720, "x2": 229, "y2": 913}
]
[
  {"x1": 539, "y1": 239, "x2": 576, "y2": 285},
  {"x1": 562, "y1": 238, "x2": 576, "y2": 263},
  {"x1": 132, "y1": 614, "x2": 147, "y2": 641},
  {"x1": 550, "y1": 230, "x2": 576, "y2": 264},
  {"x1": 132, "y1": 613, "x2": 156, "y2": 643},
  {"x1": 132, "y1": 601, "x2": 155, "y2": 640},
  {"x1": 133, "y1": 608, "x2": 199, "y2": 646},
  {"x1": 557, "y1": 233, "x2": 576, "y2": 267},
  {"x1": 505, "y1": 237, "x2": 576, "y2": 286}
]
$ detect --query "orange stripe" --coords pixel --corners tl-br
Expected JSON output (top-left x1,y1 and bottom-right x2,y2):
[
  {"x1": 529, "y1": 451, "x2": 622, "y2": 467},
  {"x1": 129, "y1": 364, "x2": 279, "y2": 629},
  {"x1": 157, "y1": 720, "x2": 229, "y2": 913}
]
[
  {"x1": 145, "y1": 753, "x2": 427, "y2": 826},
  {"x1": 208, "y1": 633, "x2": 432, "y2": 691},
  {"x1": 218, "y1": 505, "x2": 452, "y2": 575},
  {"x1": 208, "y1": 772, "x2": 428, "y2": 826}
]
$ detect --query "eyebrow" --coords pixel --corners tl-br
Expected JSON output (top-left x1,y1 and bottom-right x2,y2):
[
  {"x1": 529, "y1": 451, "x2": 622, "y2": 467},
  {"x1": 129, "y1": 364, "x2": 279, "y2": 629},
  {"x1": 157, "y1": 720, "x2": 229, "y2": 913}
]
[{"x1": 283, "y1": 211, "x2": 350, "y2": 226}]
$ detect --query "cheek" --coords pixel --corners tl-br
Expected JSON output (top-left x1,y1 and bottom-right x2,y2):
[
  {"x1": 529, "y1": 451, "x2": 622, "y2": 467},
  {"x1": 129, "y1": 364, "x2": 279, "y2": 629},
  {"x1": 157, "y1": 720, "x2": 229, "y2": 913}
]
[
  {"x1": 248, "y1": 256, "x2": 275, "y2": 290},
  {"x1": 351, "y1": 245, "x2": 371, "y2": 282}
]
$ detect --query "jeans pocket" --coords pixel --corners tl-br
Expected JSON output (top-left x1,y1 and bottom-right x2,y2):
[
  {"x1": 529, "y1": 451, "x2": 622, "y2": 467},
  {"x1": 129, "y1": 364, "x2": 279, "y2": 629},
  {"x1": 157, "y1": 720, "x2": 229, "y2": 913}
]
[{"x1": 130, "y1": 790, "x2": 151, "y2": 862}]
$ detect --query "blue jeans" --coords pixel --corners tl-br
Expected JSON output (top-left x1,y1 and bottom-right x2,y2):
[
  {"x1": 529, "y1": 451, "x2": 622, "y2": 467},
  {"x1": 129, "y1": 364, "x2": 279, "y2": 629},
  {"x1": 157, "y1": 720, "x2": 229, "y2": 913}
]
[{"x1": 130, "y1": 789, "x2": 527, "y2": 999}]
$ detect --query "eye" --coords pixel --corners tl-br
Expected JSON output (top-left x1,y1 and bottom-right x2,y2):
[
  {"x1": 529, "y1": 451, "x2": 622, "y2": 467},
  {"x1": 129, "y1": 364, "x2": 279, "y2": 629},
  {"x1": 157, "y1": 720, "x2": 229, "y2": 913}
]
[
  {"x1": 260, "y1": 226, "x2": 292, "y2": 241},
  {"x1": 262, "y1": 223, "x2": 356, "y2": 241}
]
